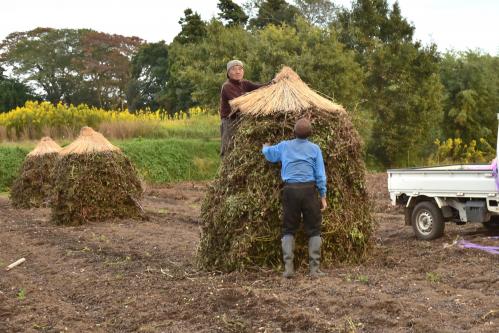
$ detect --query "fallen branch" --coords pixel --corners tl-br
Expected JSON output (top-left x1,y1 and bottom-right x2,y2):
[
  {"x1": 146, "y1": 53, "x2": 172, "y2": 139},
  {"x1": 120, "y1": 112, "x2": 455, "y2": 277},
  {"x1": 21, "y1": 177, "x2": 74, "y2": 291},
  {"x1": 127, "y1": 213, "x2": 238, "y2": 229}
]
[
  {"x1": 5, "y1": 258, "x2": 26, "y2": 271},
  {"x1": 482, "y1": 309, "x2": 499, "y2": 320}
]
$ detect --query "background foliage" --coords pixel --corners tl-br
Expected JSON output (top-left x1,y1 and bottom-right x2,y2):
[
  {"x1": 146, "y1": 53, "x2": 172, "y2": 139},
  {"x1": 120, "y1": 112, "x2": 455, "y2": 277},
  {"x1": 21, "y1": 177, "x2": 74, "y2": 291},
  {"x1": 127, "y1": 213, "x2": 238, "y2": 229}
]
[{"x1": 0, "y1": 0, "x2": 498, "y2": 168}]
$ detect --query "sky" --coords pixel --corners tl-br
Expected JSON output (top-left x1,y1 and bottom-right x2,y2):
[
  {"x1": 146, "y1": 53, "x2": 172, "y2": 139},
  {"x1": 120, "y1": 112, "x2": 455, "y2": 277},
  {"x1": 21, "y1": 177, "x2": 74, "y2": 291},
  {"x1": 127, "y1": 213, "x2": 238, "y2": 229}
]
[{"x1": 1, "y1": 0, "x2": 498, "y2": 55}]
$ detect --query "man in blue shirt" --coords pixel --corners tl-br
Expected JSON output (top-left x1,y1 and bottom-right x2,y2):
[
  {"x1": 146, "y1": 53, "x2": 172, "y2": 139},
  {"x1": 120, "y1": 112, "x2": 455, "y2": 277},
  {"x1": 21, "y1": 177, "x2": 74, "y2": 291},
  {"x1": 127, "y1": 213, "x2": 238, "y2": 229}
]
[{"x1": 262, "y1": 118, "x2": 327, "y2": 278}]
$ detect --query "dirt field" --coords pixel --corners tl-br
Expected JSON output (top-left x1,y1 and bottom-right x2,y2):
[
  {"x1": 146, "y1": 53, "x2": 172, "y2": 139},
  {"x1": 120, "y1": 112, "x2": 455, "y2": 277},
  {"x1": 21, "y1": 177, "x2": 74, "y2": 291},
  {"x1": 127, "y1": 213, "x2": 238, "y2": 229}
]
[{"x1": 0, "y1": 173, "x2": 498, "y2": 333}]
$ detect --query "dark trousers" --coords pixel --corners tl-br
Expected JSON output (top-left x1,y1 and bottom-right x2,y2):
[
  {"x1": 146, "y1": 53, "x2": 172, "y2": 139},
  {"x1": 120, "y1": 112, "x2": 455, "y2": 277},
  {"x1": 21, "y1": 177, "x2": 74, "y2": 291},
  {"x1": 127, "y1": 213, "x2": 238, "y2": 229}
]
[
  {"x1": 220, "y1": 117, "x2": 238, "y2": 156},
  {"x1": 282, "y1": 182, "x2": 322, "y2": 238}
]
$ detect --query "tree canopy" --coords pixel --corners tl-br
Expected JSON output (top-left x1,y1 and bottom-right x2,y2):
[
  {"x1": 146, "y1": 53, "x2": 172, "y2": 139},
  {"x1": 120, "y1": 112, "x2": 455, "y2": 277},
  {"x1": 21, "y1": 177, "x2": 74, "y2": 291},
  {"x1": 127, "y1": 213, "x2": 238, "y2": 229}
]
[{"x1": 0, "y1": 28, "x2": 142, "y2": 109}]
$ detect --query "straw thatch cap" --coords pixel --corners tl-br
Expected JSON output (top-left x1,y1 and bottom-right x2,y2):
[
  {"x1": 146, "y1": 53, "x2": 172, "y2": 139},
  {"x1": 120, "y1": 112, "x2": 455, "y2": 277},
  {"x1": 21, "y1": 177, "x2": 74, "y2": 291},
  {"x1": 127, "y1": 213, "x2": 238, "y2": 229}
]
[
  {"x1": 59, "y1": 127, "x2": 120, "y2": 156},
  {"x1": 27, "y1": 137, "x2": 62, "y2": 157},
  {"x1": 229, "y1": 66, "x2": 345, "y2": 116}
]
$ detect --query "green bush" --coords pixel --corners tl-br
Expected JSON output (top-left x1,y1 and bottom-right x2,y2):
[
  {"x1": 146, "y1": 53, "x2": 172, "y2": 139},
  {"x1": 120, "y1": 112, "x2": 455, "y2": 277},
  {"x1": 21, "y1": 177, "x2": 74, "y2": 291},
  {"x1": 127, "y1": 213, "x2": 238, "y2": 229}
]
[
  {"x1": 428, "y1": 138, "x2": 495, "y2": 165},
  {"x1": 0, "y1": 146, "x2": 30, "y2": 192}
]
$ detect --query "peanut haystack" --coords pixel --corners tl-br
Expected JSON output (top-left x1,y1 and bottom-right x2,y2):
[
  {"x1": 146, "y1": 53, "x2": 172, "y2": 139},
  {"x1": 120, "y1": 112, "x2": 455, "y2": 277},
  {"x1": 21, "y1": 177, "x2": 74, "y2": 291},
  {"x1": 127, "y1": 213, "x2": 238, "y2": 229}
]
[
  {"x1": 199, "y1": 67, "x2": 374, "y2": 271},
  {"x1": 51, "y1": 127, "x2": 144, "y2": 225},
  {"x1": 10, "y1": 137, "x2": 61, "y2": 208}
]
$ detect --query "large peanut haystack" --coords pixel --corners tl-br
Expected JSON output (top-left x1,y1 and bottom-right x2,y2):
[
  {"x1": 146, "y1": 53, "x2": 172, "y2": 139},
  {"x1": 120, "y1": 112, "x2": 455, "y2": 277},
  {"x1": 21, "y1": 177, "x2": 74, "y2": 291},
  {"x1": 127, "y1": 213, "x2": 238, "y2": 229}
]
[
  {"x1": 10, "y1": 137, "x2": 61, "y2": 208},
  {"x1": 51, "y1": 127, "x2": 144, "y2": 225},
  {"x1": 199, "y1": 67, "x2": 373, "y2": 271}
]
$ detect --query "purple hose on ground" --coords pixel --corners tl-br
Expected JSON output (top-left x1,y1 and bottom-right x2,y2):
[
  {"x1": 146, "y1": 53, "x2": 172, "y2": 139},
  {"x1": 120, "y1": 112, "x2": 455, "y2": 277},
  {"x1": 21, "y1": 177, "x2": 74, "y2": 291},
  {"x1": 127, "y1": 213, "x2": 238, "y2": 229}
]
[
  {"x1": 458, "y1": 240, "x2": 499, "y2": 255},
  {"x1": 492, "y1": 158, "x2": 499, "y2": 191}
]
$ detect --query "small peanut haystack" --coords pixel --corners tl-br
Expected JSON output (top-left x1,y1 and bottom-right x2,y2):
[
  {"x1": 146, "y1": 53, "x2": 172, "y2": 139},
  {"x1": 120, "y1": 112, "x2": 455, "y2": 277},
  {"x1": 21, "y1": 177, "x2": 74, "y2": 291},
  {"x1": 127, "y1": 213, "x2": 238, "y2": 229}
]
[
  {"x1": 199, "y1": 67, "x2": 374, "y2": 271},
  {"x1": 10, "y1": 137, "x2": 61, "y2": 208},
  {"x1": 51, "y1": 127, "x2": 144, "y2": 225}
]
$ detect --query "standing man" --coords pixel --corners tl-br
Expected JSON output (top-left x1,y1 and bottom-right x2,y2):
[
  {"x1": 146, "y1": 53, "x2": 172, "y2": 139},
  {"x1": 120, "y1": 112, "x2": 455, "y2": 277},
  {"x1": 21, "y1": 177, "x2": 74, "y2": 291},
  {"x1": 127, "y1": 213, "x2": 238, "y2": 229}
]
[
  {"x1": 220, "y1": 60, "x2": 266, "y2": 155},
  {"x1": 262, "y1": 118, "x2": 328, "y2": 278}
]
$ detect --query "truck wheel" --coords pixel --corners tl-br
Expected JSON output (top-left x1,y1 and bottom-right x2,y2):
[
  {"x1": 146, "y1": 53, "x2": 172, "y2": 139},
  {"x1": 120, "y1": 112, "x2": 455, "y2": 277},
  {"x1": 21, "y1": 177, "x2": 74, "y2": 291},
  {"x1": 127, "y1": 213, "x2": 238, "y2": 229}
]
[
  {"x1": 482, "y1": 216, "x2": 499, "y2": 231},
  {"x1": 411, "y1": 201, "x2": 445, "y2": 240}
]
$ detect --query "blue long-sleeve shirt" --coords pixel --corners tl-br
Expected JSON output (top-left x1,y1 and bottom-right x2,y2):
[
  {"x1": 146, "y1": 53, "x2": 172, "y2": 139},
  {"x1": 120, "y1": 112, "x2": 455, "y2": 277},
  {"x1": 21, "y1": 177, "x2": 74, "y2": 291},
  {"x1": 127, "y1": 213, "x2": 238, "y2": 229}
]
[{"x1": 262, "y1": 139, "x2": 327, "y2": 197}]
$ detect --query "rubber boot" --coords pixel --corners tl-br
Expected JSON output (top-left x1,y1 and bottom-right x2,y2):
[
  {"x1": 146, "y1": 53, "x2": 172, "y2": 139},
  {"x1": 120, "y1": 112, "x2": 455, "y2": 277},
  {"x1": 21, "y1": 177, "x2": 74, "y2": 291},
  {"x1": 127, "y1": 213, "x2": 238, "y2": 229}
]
[
  {"x1": 309, "y1": 236, "x2": 326, "y2": 277},
  {"x1": 281, "y1": 235, "x2": 295, "y2": 278}
]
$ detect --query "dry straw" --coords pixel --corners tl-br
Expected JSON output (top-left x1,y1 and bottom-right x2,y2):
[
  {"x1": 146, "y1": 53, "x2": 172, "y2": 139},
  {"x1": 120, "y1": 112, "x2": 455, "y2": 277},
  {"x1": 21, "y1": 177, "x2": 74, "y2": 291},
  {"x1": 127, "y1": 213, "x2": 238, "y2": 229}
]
[
  {"x1": 229, "y1": 66, "x2": 344, "y2": 116},
  {"x1": 27, "y1": 137, "x2": 62, "y2": 156},
  {"x1": 199, "y1": 66, "x2": 373, "y2": 271},
  {"x1": 59, "y1": 126, "x2": 120, "y2": 155}
]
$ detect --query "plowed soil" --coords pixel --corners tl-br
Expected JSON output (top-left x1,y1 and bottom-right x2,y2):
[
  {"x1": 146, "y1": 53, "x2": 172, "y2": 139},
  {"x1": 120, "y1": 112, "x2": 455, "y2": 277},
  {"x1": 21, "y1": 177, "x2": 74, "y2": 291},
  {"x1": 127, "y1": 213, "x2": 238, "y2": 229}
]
[{"x1": 0, "y1": 174, "x2": 497, "y2": 332}]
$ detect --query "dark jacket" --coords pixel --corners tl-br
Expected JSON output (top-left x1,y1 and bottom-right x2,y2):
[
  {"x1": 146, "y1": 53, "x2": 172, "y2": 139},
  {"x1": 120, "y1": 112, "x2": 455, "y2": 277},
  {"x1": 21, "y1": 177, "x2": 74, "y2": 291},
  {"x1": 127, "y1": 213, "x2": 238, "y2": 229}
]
[{"x1": 219, "y1": 78, "x2": 264, "y2": 119}]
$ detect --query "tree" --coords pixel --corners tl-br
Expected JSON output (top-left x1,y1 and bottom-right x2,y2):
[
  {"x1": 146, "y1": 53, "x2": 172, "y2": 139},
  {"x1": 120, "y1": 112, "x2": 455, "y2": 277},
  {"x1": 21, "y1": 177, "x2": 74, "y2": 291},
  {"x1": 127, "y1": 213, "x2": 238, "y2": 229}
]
[
  {"x1": 336, "y1": 0, "x2": 414, "y2": 56},
  {"x1": 293, "y1": 0, "x2": 338, "y2": 27},
  {"x1": 447, "y1": 89, "x2": 481, "y2": 139},
  {"x1": 0, "y1": 66, "x2": 34, "y2": 113},
  {"x1": 76, "y1": 31, "x2": 143, "y2": 109},
  {"x1": 127, "y1": 41, "x2": 170, "y2": 112},
  {"x1": 381, "y1": 2, "x2": 414, "y2": 43},
  {"x1": 0, "y1": 28, "x2": 142, "y2": 108},
  {"x1": 440, "y1": 51, "x2": 499, "y2": 144},
  {"x1": 174, "y1": 9, "x2": 207, "y2": 44},
  {"x1": 367, "y1": 42, "x2": 444, "y2": 167},
  {"x1": 218, "y1": 0, "x2": 249, "y2": 27},
  {"x1": 335, "y1": 0, "x2": 442, "y2": 167},
  {"x1": 167, "y1": 20, "x2": 254, "y2": 112},
  {"x1": 248, "y1": 0, "x2": 302, "y2": 29},
  {"x1": 0, "y1": 28, "x2": 83, "y2": 104}
]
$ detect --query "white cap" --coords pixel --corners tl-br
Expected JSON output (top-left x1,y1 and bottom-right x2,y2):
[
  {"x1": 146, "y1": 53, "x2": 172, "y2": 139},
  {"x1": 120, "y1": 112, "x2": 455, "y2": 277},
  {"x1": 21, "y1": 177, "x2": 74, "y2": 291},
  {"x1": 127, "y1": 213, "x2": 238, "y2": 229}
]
[{"x1": 227, "y1": 59, "x2": 243, "y2": 72}]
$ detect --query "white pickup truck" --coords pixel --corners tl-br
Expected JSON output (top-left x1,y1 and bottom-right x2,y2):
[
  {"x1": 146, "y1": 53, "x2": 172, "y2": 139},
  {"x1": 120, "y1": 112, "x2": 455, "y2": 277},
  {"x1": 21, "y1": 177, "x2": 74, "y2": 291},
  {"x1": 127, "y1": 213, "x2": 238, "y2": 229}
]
[{"x1": 387, "y1": 115, "x2": 499, "y2": 240}]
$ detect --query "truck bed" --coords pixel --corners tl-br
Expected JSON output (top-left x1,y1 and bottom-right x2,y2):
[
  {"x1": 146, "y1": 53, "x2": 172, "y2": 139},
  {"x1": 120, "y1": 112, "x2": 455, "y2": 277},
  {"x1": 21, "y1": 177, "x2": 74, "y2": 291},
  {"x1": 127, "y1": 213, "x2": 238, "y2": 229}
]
[{"x1": 387, "y1": 164, "x2": 498, "y2": 201}]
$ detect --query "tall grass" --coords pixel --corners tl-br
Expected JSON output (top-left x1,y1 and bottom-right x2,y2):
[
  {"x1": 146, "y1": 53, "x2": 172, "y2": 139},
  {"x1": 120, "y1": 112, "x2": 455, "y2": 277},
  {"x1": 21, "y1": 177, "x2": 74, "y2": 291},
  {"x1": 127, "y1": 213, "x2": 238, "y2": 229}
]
[
  {"x1": 0, "y1": 146, "x2": 30, "y2": 192},
  {"x1": 120, "y1": 138, "x2": 220, "y2": 183},
  {"x1": 0, "y1": 101, "x2": 219, "y2": 141}
]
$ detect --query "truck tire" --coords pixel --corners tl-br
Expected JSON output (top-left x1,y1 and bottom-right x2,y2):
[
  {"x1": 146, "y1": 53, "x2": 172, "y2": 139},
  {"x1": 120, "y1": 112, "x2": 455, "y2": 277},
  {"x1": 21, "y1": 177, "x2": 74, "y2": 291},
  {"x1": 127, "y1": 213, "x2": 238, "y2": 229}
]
[
  {"x1": 482, "y1": 216, "x2": 499, "y2": 231},
  {"x1": 411, "y1": 201, "x2": 445, "y2": 240}
]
